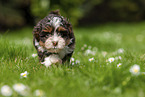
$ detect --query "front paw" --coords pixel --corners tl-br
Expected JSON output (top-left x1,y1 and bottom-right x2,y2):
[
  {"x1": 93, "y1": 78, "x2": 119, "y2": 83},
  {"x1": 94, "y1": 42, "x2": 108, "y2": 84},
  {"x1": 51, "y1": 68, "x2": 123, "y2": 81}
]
[
  {"x1": 49, "y1": 54, "x2": 62, "y2": 64},
  {"x1": 41, "y1": 54, "x2": 62, "y2": 67}
]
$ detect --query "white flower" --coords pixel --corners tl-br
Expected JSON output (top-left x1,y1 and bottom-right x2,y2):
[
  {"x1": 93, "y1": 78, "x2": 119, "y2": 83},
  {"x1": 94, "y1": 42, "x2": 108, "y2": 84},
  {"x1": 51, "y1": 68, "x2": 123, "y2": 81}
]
[
  {"x1": 71, "y1": 58, "x2": 75, "y2": 62},
  {"x1": 81, "y1": 47, "x2": 85, "y2": 50},
  {"x1": 34, "y1": 89, "x2": 45, "y2": 97},
  {"x1": 88, "y1": 46, "x2": 92, "y2": 49},
  {"x1": 108, "y1": 57, "x2": 115, "y2": 63},
  {"x1": 71, "y1": 62, "x2": 75, "y2": 65},
  {"x1": 85, "y1": 49, "x2": 96, "y2": 55},
  {"x1": 118, "y1": 56, "x2": 122, "y2": 60},
  {"x1": 84, "y1": 44, "x2": 87, "y2": 47},
  {"x1": 1, "y1": 85, "x2": 13, "y2": 96},
  {"x1": 129, "y1": 64, "x2": 140, "y2": 75},
  {"x1": 89, "y1": 58, "x2": 94, "y2": 62},
  {"x1": 141, "y1": 72, "x2": 145, "y2": 75},
  {"x1": 70, "y1": 58, "x2": 75, "y2": 64},
  {"x1": 75, "y1": 60, "x2": 80, "y2": 64},
  {"x1": 32, "y1": 53, "x2": 37, "y2": 57},
  {"x1": 13, "y1": 83, "x2": 29, "y2": 96},
  {"x1": 20, "y1": 71, "x2": 28, "y2": 78},
  {"x1": 117, "y1": 48, "x2": 124, "y2": 53},
  {"x1": 115, "y1": 56, "x2": 122, "y2": 60},
  {"x1": 117, "y1": 63, "x2": 122, "y2": 68}
]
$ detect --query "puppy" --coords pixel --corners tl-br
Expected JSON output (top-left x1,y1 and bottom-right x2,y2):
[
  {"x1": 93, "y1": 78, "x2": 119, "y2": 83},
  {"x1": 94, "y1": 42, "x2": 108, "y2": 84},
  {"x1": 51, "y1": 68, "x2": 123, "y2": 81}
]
[{"x1": 32, "y1": 10, "x2": 75, "y2": 67}]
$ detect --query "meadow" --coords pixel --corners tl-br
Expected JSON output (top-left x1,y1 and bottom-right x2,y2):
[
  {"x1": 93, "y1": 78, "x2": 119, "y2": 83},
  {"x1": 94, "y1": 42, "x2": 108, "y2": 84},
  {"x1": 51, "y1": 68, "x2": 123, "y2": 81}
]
[{"x1": 0, "y1": 22, "x2": 145, "y2": 97}]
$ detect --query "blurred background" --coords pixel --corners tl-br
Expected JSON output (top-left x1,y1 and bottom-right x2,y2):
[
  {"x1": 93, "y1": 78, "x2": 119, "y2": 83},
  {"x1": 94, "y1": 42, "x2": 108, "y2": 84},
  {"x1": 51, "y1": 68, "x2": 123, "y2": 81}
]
[{"x1": 1, "y1": 0, "x2": 145, "y2": 31}]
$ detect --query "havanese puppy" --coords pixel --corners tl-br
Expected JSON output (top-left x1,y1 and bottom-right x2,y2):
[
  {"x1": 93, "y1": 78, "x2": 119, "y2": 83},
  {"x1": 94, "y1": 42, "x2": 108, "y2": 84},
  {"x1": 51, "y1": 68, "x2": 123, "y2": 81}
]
[{"x1": 32, "y1": 10, "x2": 75, "y2": 67}]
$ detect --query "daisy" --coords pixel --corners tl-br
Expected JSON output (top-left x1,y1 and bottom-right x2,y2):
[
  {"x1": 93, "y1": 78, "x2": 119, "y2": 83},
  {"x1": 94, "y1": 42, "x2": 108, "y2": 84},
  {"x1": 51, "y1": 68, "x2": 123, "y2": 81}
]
[
  {"x1": 141, "y1": 72, "x2": 145, "y2": 75},
  {"x1": 34, "y1": 89, "x2": 45, "y2": 97},
  {"x1": 71, "y1": 58, "x2": 75, "y2": 62},
  {"x1": 108, "y1": 57, "x2": 115, "y2": 63},
  {"x1": 117, "y1": 63, "x2": 122, "y2": 68},
  {"x1": 75, "y1": 60, "x2": 80, "y2": 64},
  {"x1": 117, "y1": 48, "x2": 124, "y2": 53},
  {"x1": 13, "y1": 83, "x2": 29, "y2": 96},
  {"x1": 89, "y1": 58, "x2": 94, "y2": 62},
  {"x1": 84, "y1": 44, "x2": 87, "y2": 48},
  {"x1": 85, "y1": 49, "x2": 96, "y2": 56},
  {"x1": 1, "y1": 85, "x2": 13, "y2": 96},
  {"x1": 129, "y1": 64, "x2": 140, "y2": 75},
  {"x1": 115, "y1": 56, "x2": 122, "y2": 60},
  {"x1": 20, "y1": 71, "x2": 28, "y2": 78},
  {"x1": 32, "y1": 53, "x2": 37, "y2": 57},
  {"x1": 118, "y1": 56, "x2": 122, "y2": 60}
]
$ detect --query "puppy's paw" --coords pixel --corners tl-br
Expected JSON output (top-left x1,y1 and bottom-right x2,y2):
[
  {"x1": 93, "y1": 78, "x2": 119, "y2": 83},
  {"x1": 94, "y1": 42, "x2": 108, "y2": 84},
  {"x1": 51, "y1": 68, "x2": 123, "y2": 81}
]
[
  {"x1": 41, "y1": 54, "x2": 62, "y2": 67},
  {"x1": 49, "y1": 54, "x2": 62, "y2": 64}
]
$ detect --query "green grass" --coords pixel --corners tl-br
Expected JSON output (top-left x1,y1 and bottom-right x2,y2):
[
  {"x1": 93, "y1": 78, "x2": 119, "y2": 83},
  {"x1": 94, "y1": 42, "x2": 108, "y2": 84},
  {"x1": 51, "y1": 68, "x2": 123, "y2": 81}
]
[{"x1": 0, "y1": 22, "x2": 145, "y2": 97}]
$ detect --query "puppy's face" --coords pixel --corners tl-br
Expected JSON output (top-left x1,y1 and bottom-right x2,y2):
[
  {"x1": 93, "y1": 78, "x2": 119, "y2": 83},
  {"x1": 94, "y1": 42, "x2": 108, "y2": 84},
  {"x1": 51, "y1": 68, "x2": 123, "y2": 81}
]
[{"x1": 39, "y1": 17, "x2": 71, "y2": 53}]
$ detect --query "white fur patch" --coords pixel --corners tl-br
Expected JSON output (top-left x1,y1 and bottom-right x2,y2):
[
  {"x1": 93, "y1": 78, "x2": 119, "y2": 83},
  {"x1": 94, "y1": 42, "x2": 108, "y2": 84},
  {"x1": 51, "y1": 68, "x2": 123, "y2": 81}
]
[
  {"x1": 35, "y1": 39, "x2": 45, "y2": 52},
  {"x1": 44, "y1": 35, "x2": 65, "y2": 53},
  {"x1": 41, "y1": 57, "x2": 52, "y2": 67},
  {"x1": 50, "y1": 17, "x2": 62, "y2": 29},
  {"x1": 35, "y1": 39, "x2": 39, "y2": 46},
  {"x1": 41, "y1": 54, "x2": 62, "y2": 67},
  {"x1": 58, "y1": 46, "x2": 74, "y2": 59},
  {"x1": 38, "y1": 46, "x2": 45, "y2": 52}
]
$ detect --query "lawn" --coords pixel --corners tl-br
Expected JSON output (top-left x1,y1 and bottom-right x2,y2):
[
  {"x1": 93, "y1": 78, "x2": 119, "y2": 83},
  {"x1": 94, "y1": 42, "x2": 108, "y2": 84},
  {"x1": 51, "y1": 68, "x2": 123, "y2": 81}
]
[{"x1": 0, "y1": 22, "x2": 145, "y2": 97}]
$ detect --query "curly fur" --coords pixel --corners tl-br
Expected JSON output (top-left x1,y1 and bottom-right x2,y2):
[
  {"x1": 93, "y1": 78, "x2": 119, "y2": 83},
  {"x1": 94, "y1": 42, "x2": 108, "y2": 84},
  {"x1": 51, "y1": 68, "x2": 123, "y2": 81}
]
[{"x1": 32, "y1": 10, "x2": 75, "y2": 67}]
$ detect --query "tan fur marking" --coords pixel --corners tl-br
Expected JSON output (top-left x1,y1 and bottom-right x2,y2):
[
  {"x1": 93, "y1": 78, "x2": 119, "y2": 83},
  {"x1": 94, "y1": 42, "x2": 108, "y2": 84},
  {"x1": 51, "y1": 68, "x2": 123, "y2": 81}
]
[
  {"x1": 43, "y1": 26, "x2": 53, "y2": 33},
  {"x1": 68, "y1": 28, "x2": 72, "y2": 33},
  {"x1": 58, "y1": 26, "x2": 67, "y2": 32},
  {"x1": 65, "y1": 39, "x2": 70, "y2": 46},
  {"x1": 39, "y1": 41, "x2": 45, "y2": 47}
]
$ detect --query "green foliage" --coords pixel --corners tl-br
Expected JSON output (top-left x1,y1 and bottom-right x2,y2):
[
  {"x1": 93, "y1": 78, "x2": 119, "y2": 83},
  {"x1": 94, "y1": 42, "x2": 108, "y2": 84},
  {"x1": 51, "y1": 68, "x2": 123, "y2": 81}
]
[
  {"x1": 30, "y1": 0, "x2": 86, "y2": 25},
  {"x1": 31, "y1": 0, "x2": 145, "y2": 25},
  {"x1": 0, "y1": 23, "x2": 145, "y2": 96},
  {"x1": 0, "y1": 0, "x2": 30, "y2": 29},
  {"x1": 1, "y1": 0, "x2": 145, "y2": 29}
]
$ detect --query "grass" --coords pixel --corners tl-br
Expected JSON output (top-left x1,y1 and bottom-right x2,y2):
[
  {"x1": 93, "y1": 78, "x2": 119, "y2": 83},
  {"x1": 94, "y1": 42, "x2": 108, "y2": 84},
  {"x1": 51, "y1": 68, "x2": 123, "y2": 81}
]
[{"x1": 0, "y1": 22, "x2": 145, "y2": 97}]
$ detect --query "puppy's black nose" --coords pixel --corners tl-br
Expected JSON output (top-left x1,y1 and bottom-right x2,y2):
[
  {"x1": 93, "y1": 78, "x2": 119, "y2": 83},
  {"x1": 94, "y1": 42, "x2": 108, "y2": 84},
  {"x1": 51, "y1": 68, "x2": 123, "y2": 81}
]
[{"x1": 52, "y1": 41, "x2": 58, "y2": 46}]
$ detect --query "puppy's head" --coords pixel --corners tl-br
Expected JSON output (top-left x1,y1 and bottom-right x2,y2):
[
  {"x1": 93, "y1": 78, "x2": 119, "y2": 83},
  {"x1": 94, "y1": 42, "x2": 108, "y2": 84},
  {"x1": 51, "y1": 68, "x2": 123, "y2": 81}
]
[{"x1": 38, "y1": 16, "x2": 72, "y2": 53}]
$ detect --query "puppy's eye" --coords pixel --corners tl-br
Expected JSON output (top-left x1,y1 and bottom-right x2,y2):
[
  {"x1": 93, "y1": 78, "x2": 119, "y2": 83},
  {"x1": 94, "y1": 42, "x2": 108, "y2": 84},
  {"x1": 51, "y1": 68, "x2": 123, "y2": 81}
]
[
  {"x1": 60, "y1": 31, "x2": 68, "y2": 37},
  {"x1": 40, "y1": 32, "x2": 50, "y2": 37},
  {"x1": 57, "y1": 26, "x2": 68, "y2": 37}
]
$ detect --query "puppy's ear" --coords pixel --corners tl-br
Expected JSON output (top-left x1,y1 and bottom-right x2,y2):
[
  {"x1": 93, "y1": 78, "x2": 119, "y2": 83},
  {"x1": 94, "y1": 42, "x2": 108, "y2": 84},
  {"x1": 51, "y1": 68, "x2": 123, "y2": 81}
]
[{"x1": 32, "y1": 25, "x2": 41, "y2": 41}]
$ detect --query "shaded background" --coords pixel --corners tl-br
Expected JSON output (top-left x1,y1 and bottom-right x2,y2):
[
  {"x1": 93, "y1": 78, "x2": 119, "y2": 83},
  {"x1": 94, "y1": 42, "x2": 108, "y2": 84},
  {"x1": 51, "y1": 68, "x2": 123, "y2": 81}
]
[{"x1": 1, "y1": 0, "x2": 145, "y2": 31}]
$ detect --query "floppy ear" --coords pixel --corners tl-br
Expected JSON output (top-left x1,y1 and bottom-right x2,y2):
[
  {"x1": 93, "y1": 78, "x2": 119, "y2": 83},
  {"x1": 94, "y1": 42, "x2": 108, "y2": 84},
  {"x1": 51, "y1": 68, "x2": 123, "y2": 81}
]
[
  {"x1": 32, "y1": 24, "x2": 42, "y2": 41},
  {"x1": 66, "y1": 22, "x2": 74, "y2": 38}
]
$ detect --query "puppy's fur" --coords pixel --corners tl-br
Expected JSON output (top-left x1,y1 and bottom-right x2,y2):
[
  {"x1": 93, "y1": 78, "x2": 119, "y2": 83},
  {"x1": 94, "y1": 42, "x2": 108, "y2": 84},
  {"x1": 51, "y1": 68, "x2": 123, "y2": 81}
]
[{"x1": 32, "y1": 10, "x2": 75, "y2": 67}]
